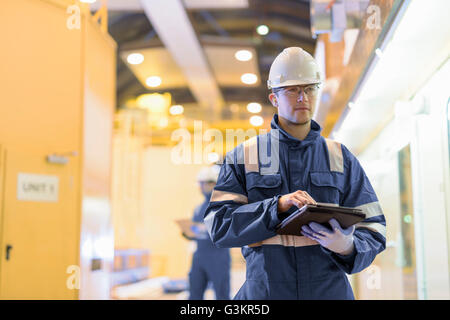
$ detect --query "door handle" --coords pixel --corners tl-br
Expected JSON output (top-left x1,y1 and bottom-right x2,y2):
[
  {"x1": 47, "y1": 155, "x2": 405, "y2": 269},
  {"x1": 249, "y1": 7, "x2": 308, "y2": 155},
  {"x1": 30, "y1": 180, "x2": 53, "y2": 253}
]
[{"x1": 6, "y1": 245, "x2": 12, "y2": 260}]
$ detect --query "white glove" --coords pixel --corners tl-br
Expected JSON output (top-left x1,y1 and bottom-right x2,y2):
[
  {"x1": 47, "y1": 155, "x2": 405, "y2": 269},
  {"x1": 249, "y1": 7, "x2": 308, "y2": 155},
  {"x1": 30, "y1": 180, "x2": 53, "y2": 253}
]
[{"x1": 301, "y1": 218, "x2": 355, "y2": 255}]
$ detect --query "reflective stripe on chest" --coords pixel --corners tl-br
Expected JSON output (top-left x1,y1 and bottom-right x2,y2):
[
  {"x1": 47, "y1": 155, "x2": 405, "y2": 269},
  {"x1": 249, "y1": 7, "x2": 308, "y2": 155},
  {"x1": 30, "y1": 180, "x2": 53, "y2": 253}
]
[
  {"x1": 242, "y1": 134, "x2": 344, "y2": 175},
  {"x1": 248, "y1": 234, "x2": 318, "y2": 248}
]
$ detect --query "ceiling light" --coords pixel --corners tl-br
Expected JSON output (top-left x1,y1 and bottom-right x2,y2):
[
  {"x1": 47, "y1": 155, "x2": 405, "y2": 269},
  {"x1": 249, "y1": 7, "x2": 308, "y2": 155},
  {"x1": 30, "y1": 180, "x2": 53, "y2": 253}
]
[
  {"x1": 80, "y1": 0, "x2": 96, "y2": 3},
  {"x1": 235, "y1": 50, "x2": 253, "y2": 61},
  {"x1": 250, "y1": 115, "x2": 264, "y2": 127},
  {"x1": 169, "y1": 105, "x2": 184, "y2": 115},
  {"x1": 136, "y1": 93, "x2": 171, "y2": 113},
  {"x1": 256, "y1": 25, "x2": 269, "y2": 35},
  {"x1": 247, "y1": 102, "x2": 262, "y2": 113},
  {"x1": 241, "y1": 73, "x2": 258, "y2": 85},
  {"x1": 146, "y1": 76, "x2": 162, "y2": 87},
  {"x1": 127, "y1": 53, "x2": 144, "y2": 65}
]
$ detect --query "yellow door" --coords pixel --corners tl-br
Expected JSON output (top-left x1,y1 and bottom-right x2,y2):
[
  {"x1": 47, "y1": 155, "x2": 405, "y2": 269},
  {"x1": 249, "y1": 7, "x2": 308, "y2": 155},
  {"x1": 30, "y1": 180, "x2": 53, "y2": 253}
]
[
  {"x1": 0, "y1": 145, "x2": 5, "y2": 281},
  {"x1": 0, "y1": 148, "x2": 79, "y2": 299}
]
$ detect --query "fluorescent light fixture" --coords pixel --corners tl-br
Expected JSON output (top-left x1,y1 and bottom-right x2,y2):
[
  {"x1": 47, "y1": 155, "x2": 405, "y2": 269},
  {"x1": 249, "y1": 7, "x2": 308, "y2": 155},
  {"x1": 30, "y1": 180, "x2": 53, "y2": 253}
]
[
  {"x1": 127, "y1": 53, "x2": 144, "y2": 65},
  {"x1": 146, "y1": 76, "x2": 162, "y2": 87},
  {"x1": 247, "y1": 102, "x2": 262, "y2": 113},
  {"x1": 241, "y1": 73, "x2": 258, "y2": 85},
  {"x1": 185, "y1": 0, "x2": 249, "y2": 9},
  {"x1": 169, "y1": 105, "x2": 184, "y2": 115},
  {"x1": 250, "y1": 115, "x2": 264, "y2": 126},
  {"x1": 256, "y1": 25, "x2": 269, "y2": 35},
  {"x1": 235, "y1": 50, "x2": 253, "y2": 61},
  {"x1": 375, "y1": 48, "x2": 383, "y2": 59}
]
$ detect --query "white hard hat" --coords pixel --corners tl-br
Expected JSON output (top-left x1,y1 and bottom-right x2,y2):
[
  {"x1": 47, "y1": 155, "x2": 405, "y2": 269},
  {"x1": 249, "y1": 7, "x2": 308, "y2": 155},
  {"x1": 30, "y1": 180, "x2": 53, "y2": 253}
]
[
  {"x1": 197, "y1": 165, "x2": 220, "y2": 183},
  {"x1": 267, "y1": 47, "x2": 322, "y2": 89}
]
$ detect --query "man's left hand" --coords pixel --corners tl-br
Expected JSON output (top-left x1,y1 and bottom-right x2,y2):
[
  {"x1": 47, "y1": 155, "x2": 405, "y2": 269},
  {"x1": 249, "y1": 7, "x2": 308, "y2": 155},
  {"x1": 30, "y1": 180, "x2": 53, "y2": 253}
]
[{"x1": 301, "y1": 218, "x2": 355, "y2": 255}]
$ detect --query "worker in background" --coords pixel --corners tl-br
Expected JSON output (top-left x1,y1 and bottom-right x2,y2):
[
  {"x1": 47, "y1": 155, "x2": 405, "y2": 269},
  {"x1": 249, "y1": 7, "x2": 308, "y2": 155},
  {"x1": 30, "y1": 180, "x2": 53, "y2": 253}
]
[
  {"x1": 204, "y1": 47, "x2": 386, "y2": 299},
  {"x1": 183, "y1": 165, "x2": 230, "y2": 300}
]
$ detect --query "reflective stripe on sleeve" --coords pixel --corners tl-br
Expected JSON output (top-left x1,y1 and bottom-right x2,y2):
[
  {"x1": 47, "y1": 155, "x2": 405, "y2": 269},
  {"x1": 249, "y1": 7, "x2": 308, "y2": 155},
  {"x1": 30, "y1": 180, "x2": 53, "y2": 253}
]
[
  {"x1": 356, "y1": 201, "x2": 384, "y2": 219},
  {"x1": 356, "y1": 222, "x2": 386, "y2": 238},
  {"x1": 210, "y1": 189, "x2": 248, "y2": 204},
  {"x1": 204, "y1": 209, "x2": 215, "y2": 236},
  {"x1": 243, "y1": 136, "x2": 259, "y2": 173},
  {"x1": 248, "y1": 235, "x2": 318, "y2": 248},
  {"x1": 325, "y1": 138, "x2": 344, "y2": 173},
  {"x1": 352, "y1": 201, "x2": 386, "y2": 237}
]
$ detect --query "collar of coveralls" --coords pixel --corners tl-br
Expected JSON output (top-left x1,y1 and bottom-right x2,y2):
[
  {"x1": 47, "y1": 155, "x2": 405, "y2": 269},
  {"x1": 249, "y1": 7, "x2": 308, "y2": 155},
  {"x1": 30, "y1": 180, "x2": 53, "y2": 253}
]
[{"x1": 270, "y1": 114, "x2": 322, "y2": 150}]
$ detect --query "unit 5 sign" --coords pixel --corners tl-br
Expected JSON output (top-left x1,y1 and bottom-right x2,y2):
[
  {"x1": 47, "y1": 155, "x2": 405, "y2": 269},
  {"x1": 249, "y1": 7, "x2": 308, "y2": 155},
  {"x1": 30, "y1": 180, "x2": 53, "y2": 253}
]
[{"x1": 17, "y1": 173, "x2": 59, "y2": 202}]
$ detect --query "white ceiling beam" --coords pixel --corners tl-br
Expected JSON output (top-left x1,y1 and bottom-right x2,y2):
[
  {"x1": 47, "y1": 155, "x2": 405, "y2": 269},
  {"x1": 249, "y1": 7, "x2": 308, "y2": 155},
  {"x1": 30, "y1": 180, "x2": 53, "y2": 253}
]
[
  {"x1": 139, "y1": 0, "x2": 224, "y2": 111},
  {"x1": 90, "y1": 0, "x2": 248, "y2": 11}
]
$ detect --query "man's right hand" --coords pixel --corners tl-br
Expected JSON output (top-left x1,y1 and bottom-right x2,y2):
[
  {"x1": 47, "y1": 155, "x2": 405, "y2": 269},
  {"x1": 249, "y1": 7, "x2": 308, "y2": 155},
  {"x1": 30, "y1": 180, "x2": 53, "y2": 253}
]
[{"x1": 277, "y1": 190, "x2": 317, "y2": 213}]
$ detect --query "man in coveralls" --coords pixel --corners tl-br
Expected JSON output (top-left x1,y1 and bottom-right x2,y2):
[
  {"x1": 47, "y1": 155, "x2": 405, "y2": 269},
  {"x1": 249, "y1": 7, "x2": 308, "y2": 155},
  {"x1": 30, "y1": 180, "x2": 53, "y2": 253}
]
[
  {"x1": 204, "y1": 47, "x2": 386, "y2": 299},
  {"x1": 184, "y1": 166, "x2": 231, "y2": 300}
]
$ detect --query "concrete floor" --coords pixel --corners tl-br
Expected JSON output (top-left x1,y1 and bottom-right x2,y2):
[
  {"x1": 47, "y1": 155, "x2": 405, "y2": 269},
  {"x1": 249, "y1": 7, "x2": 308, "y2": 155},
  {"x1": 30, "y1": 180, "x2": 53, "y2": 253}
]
[
  {"x1": 155, "y1": 267, "x2": 246, "y2": 300},
  {"x1": 112, "y1": 265, "x2": 246, "y2": 300}
]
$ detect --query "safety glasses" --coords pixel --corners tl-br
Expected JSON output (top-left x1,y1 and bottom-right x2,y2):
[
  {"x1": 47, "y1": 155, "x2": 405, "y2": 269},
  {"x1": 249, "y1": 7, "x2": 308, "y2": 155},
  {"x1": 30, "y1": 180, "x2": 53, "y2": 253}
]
[{"x1": 275, "y1": 84, "x2": 320, "y2": 98}]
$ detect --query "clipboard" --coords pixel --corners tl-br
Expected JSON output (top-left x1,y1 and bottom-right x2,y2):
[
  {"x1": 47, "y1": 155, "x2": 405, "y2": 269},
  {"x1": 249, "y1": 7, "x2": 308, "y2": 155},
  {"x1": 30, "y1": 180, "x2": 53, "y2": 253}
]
[
  {"x1": 175, "y1": 219, "x2": 208, "y2": 239},
  {"x1": 276, "y1": 203, "x2": 366, "y2": 236}
]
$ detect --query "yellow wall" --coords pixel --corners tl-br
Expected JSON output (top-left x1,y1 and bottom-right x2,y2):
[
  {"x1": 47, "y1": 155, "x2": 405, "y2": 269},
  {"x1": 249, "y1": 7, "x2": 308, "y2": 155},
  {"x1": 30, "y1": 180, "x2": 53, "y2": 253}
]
[
  {"x1": 0, "y1": 0, "x2": 116, "y2": 299},
  {"x1": 112, "y1": 110, "x2": 146, "y2": 249},
  {"x1": 79, "y1": 4, "x2": 117, "y2": 299},
  {"x1": 141, "y1": 146, "x2": 205, "y2": 278},
  {"x1": 112, "y1": 111, "x2": 206, "y2": 278}
]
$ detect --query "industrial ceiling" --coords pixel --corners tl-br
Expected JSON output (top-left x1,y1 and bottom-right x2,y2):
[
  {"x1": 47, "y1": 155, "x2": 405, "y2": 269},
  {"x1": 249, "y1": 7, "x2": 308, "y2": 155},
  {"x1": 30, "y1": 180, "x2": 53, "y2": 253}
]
[{"x1": 92, "y1": 0, "x2": 315, "y2": 120}]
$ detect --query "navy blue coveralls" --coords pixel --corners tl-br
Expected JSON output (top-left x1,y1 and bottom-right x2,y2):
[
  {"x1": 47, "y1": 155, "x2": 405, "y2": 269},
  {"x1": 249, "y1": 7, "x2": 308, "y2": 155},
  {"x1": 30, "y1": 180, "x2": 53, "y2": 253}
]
[
  {"x1": 204, "y1": 114, "x2": 386, "y2": 300},
  {"x1": 188, "y1": 197, "x2": 231, "y2": 300}
]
